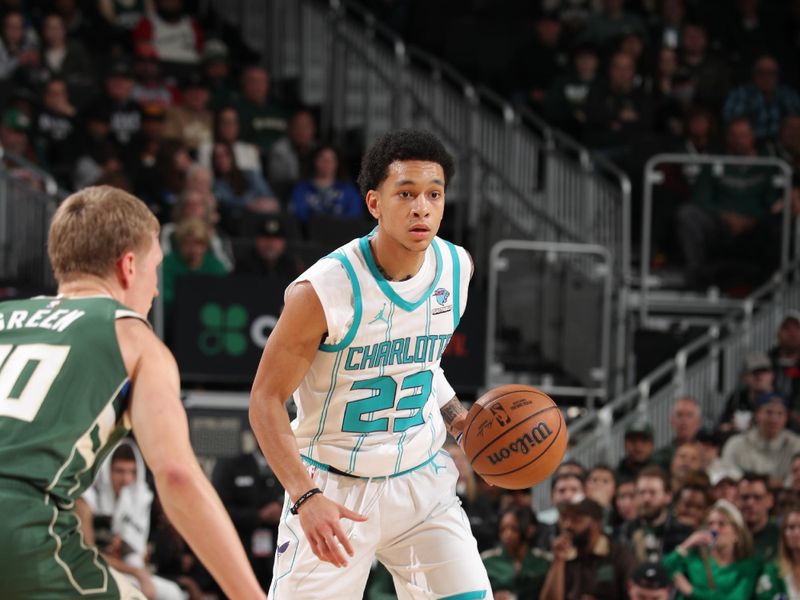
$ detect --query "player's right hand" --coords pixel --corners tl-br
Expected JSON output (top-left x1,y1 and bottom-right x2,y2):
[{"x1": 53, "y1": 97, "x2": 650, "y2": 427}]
[{"x1": 296, "y1": 494, "x2": 367, "y2": 568}]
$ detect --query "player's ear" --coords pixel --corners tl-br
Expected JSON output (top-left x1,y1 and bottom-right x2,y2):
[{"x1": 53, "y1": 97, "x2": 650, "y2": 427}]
[
  {"x1": 365, "y1": 189, "x2": 380, "y2": 220},
  {"x1": 116, "y1": 250, "x2": 136, "y2": 290}
]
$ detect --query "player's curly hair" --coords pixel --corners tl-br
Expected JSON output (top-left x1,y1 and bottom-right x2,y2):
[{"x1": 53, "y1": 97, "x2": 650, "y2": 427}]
[{"x1": 357, "y1": 129, "x2": 455, "y2": 197}]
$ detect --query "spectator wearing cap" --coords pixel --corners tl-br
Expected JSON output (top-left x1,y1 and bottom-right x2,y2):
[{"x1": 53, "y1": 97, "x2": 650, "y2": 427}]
[
  {"x1": 123, "y1": 102, "x2": 167, "y2": 188},
  {"x1": 97, "y1": 59, "x2": 142, "y2": 148},
  {"x1": 619, "y1": 466, "x2": 692, "y2": 563},
  {"x1": 722, "y1": 392, "x2": 800, "y2": 484},
  {"x1": 543, "y1": 42, "x2": 599, "y2": 137},
  {"x1": 34, "y1": 77, "x2": 76, "y2": 186},
  {"x1": 163, "y1": 71, "x2": 213, "y2": 152},
  {"x1": 719, "y1": 352, "x2": 776, "y2": 435},
  {"x1": 540, "y1": 497, "x2": 636, "y2": 600},
  {"x1": 652, "y1": 396, "x2": 702, "y2": 471},
  {"x1": 39, "y1": 13, "x2": 93, "y2": 108},
  {"x1": 737, "y1": 473, "x2": 779, "y2": 562},
  {"x1": 235, "y1": 214, "x2": 303, "y2": 281},
  {"x1": 663, "y1": 499, "x2": 761, "y2": 600},
  {"x1": 697, "y1": 428, "x2": 744, "y2": 486},
  {"x1": 769, "y1": 311, "x2": 800, "y2": 423},
  {"x1": 130, "y1": 44, "x2": 176, "y2": 111},
  {"x1": 628, "y1": 561, "x2": 671, "y2": 600},
  {"x1": 72, "y1": 105, "x2": 121, "y2": 189},
  {"x1": 723, "y1": 54, "x2": 800, "y2": 143},
  {"x1": 132, "y1": 0, "x2": 204, "y2": 74},
  {"x1": 232, "y1": 65, "x2": 288, "y2": 154},
  {"x1": 675, "y1": 117, "x2": 780, "y2": 289},
  {"x1": 198, "y1": 106, "x2": 262, "y2": 175},
  {"x1": 161, "y1": 217, "x2": 228, "y2": 316},
  {"x1": 756, "y1": 505, "x2": 800, "y2": 599},
  {"x1": 617, "y1": 421, "x2": 656, "y2": 481},
  {"x1": 202, "y1": 39, "x2": 232, "y2": 110},
  {"x1": 480, "y1": 506, "x2": 550, "y2": 600},
  {"x1": 0, "y1": 107, "x2": 46, "y2": 188},
  {"x1": 267, "y1": 108, "x2": 317, "y2": 200},
  {"x1": 289, "y1": 144, "x2": 363, "y2": 226}
]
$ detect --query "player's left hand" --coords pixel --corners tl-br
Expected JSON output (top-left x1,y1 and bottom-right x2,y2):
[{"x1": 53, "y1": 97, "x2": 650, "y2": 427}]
[{"x1": 297, "y1": 494, "x2": 367, "y2": 568}]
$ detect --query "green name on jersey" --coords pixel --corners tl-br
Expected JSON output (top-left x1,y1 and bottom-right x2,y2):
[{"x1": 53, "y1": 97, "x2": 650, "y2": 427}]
[{"x1": 344, "y1": 334, "x2": 452, "y2": 372}]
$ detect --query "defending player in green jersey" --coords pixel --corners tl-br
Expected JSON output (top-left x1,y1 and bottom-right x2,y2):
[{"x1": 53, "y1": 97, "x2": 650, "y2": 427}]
[{"x1": 0, "y1": 186, "x2": 264, "y2": 599}]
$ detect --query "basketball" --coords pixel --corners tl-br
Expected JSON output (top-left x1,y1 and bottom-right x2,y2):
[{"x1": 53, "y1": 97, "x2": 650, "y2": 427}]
[{"x1": 462, "y1": 384, "x2": 567, "y2": 489}]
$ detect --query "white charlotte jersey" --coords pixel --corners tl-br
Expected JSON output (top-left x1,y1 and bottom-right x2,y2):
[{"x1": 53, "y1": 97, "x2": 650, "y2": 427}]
[{"x1": 287, "y1": 233, "x2": 470, "y2": 477}]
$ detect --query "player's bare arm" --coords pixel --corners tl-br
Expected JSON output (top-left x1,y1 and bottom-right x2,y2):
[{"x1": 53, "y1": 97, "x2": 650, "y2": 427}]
[
  {"x1": 119, "y1": 319, "x2": 265, "y2": 599},
  {"x1": 440, "y1": 395, "x2": 469, "y2": 438},
  {"x1": 249, "y1": 281, "x2": 367, "y2": 568}
]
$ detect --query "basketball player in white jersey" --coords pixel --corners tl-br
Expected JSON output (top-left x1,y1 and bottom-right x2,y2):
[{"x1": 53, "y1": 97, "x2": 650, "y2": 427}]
[{"x1": 250, "y1": 130, "x2": 492, "y2": 599}]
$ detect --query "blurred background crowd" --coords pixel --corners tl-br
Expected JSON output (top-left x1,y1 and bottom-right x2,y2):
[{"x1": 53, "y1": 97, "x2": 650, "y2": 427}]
[{"x1": 5, "y1": 0, "x2": 800, "y2": 598}]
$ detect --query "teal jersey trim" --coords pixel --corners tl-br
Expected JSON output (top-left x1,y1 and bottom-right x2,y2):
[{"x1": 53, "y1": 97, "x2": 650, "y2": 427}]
[
  {"x1": 358, "y1": 235, "x2": 443, "y2": 312},
  {"x1": 443, "y1": 240, "x2": 461, "y2": 329},
  {"x1": 319, "y1": 252, "x2": 362, "y2": 352},
  {"x1": 440, "y1": 592, "x2": 487, "y2": 600},
  {"x1": 300, "y1": 453, "x2": 437, "y2": 479}
]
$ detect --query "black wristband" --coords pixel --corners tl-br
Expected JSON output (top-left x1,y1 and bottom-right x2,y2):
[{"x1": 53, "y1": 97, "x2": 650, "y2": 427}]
[{"x1": 290, "y1": 487, "x2": 322, "y2": 515}]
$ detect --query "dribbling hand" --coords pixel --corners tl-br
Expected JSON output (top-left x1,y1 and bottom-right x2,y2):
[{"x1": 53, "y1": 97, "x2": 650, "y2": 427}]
[{"x1": 296, "y1": 494, "x2": 367, "y2": 568}]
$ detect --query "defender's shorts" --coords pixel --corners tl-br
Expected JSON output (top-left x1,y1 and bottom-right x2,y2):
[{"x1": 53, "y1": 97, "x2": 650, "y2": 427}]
[{"x1": 0, "y1": 479, "x2": 146, "y2": 599}]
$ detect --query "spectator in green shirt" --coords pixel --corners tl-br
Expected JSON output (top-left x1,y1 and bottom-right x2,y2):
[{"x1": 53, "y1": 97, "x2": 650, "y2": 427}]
[
  {"x1": 481, "y1": 506, "x2": 550, "y2": 599},
  {"x1": 232, "y1": 65, "x2": 288, "y2": 154},
  {"x1": 675, "y1": 117, "x2": 781, "y2": 289},
  {"x1": 161, "y1": 217, "x2": 228, "y2": 316},
  {"x1": 755, "y1": 506, "x2": 800, "y2": 599},
  {"x1": 663, "y1": 498, "x2": 762, "y2": 599}
]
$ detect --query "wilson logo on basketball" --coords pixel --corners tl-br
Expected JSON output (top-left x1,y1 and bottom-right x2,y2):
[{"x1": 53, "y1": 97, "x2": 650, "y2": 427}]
[{"x1": 487, "y1": 421, "x2": 553, "y2": 466}]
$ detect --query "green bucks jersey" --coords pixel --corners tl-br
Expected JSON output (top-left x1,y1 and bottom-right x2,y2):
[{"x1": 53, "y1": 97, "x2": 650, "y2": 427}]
[{"x1": 0, "y1": 295, "x2": 143, "y2": 507}]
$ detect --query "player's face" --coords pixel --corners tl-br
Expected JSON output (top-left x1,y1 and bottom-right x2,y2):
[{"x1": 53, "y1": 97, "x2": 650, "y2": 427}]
[
  {"x1": 128, "y1": 233, "x2": 163, "y2": 316},
  {"x1": 369, "y1": 160, "x2": 445, "y2": 252}
]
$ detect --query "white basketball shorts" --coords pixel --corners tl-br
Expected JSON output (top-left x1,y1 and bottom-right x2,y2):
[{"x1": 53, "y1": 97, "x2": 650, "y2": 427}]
[{"x1": 268, "y1": 449, "x2": 492, "y2": 600}]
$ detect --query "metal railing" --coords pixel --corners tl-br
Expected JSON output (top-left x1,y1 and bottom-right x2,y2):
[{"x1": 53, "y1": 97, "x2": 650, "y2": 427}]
[
  {"x1": 528, "y1": 258, "x2": 800, "y2": 510},
  {"x1": 0, "y1": 157, "x2": 59, "y2": 292},
  {"x1": 639, "y1": 154, "x2": 794, "y2": 325},
  {"x1": 208, "y1": 0, "x2": 631, "y2": 270}
]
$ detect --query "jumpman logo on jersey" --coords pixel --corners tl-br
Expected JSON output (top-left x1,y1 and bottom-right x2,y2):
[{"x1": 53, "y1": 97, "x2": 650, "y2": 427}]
[{"x1": 369, "y1": 303, "x2": 390, "y2": 325}]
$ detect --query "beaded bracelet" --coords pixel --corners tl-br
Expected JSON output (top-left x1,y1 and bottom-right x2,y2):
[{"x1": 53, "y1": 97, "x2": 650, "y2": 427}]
[{"x1": 290, "y1": 487, "x2": 323, "y2": 515}]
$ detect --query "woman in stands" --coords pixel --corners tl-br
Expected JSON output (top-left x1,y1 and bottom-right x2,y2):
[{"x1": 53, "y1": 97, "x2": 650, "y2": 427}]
[
  {"x1": 756, "y1": 506, "x2": 800, "y2": 599},
  {"x1": 663, "y1": 499, "x2": 761, "y2": 599},
  {"x1": 211, "y1": 140, "x2": 278, "y2": 229}
]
